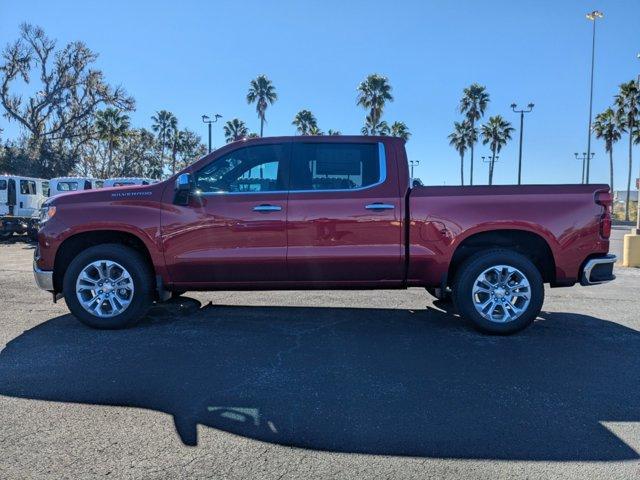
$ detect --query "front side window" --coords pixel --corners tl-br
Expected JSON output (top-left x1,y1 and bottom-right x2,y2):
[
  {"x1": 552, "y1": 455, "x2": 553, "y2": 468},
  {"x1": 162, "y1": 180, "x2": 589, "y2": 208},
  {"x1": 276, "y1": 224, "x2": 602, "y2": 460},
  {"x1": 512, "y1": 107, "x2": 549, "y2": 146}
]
[
  {"x1": 290, "y1": 143, "x2": 381, "y2": 191},
  {"x1": 195, "y1": 143, "x2": 288, "y2": 193},
  {"x1": 20, "y1": 180, "x2": 36, "y2": 195},
  {"x1": 57, "y1": 181, "x2": 79, "y2": 192},
  {"x1": 42, "y1": 181, "x2": 50, "y2": 196}
]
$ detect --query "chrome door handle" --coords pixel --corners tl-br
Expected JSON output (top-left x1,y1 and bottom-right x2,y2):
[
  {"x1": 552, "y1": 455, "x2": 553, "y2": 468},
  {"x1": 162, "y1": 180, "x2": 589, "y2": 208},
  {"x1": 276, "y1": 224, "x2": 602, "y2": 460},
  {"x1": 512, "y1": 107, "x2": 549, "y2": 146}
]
[
  {"x1": 365, "y1": 203, "x2": 395, "y2": 210},
  {"x1": 253, "y1": 204, "x2": 282, "y2": 212}
]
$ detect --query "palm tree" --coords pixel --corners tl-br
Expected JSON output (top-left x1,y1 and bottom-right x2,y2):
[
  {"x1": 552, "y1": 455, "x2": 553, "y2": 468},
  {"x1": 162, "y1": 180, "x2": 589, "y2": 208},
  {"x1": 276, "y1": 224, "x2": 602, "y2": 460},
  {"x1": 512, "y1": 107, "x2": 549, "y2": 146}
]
[
  {"x1": 292, "y1": 110, "x2": 318, "y2": 135},
  {"x1": 308, "y1": 125, "x2": 323, "y2": 136},
  {"x1": 223, "y1": 118, "x2": 249, "y2": 143},
  {"x1": 357, "y1": 74, "x2": 393, "y2": 134},
  {"x1": 459, "y1": 84, "x2": 490, "y2": 185},
  {"x1": 390, "y1": 121, "x2": 411, "y2": 141},
  {"x1": 247, "y1": 132, "x2": 260, "y2": 138},
  {"x1": 94, "y1": 108, "x2": 130, "y2": 177},
  {"x1": 593, "y1": 108, "x2": 623, "y2": 193},
  {"x1": 614, "y1": 80, "x2": 640, "y2": 221},
  {"x1": 361, "y1": 113, "x2": 389, "y2": 136},
  {"x1": 481, "y1": 115, "x2": 514, "y2": 185},
  {"x1": 327, "y1": 129, "x2": 341, "y2": 135},
  {"x1": 448, "y1": 120, "x2": 476, "y2": 185},
  {"x1": 151, "y1": 110, "x2": 177, "y2": 173},
  {"x1": 246, "y1": 75, "x2": 277, "y2": 137}
]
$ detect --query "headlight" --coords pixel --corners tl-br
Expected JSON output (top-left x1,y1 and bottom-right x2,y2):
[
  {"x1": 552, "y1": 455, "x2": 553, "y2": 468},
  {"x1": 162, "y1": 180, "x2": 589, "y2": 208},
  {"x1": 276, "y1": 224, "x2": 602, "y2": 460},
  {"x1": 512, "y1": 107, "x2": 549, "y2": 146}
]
[{"x1": 39, "y1": 206, "x2": 56, "y2": 223}]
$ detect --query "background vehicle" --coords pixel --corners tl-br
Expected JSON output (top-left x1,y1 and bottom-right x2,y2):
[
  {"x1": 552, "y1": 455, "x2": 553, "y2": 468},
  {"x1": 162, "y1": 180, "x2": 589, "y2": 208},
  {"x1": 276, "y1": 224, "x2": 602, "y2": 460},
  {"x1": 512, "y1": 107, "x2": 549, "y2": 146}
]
[
  {"x1": 49, "y1": 177, "x2": 103, "y2": 196},
  {"x1": 1, "y1": 175, "x2": 48, "y2": 239},
  {"x1": 34, "y1": 136, "x2": 615, "y2": 334},
  {"x1": 103, "y1": 177, "x2": 156, "y2": 188}
]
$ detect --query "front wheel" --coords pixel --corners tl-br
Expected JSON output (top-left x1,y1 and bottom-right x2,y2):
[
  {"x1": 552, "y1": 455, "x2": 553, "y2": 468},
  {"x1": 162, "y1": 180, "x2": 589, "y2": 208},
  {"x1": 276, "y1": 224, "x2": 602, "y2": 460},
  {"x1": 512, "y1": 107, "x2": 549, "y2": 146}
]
[
  {"x1": 452, "y1": 250, "x2": 544, "y2": 335},
  {"x1": 63, "y1": 244, "x2": 154, "y2": 329}
]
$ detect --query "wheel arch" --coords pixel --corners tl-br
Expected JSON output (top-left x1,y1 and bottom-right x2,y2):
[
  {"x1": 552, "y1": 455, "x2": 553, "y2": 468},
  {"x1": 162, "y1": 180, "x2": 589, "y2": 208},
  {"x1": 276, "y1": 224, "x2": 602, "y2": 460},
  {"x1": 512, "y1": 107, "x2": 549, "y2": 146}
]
[
  {"x1": 447, "y1": 229, "x2": 557, "y2": 285},
  {"x1": 53, "y1": 230, "x2": 156, "y2": 292}
]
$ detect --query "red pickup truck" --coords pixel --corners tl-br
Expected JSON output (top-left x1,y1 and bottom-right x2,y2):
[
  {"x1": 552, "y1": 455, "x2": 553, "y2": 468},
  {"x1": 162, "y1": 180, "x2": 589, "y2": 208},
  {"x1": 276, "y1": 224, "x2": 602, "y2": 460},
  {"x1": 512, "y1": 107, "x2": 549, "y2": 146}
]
[{"x1": 33, "y1": 136, "x2": 615, "y2": 334}]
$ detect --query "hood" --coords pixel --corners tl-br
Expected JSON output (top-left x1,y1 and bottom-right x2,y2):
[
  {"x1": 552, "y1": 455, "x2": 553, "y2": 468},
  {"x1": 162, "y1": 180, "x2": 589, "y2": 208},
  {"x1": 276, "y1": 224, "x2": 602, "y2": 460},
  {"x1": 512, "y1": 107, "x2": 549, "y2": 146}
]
[{"x1": 44, "y1": 182, "x2": 167, "y2": 207}]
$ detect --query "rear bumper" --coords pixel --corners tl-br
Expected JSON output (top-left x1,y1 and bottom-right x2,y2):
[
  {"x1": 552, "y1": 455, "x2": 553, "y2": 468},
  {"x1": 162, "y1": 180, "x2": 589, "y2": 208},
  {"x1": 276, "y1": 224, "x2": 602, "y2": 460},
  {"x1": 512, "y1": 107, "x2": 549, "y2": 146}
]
[
  {"x1": 580, "y1": 254, "x2": 616, "y2": 286},
  {"x1": 33, "y1": 260, "x2": 54, "y2": 291}
]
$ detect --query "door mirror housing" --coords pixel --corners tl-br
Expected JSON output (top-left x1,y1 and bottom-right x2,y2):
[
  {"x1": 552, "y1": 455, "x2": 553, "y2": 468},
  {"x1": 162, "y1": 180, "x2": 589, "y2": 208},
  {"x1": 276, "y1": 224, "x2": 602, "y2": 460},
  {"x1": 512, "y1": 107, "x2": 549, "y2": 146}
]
[{"x1": 174, "y1": 173, "x2": 192, "y2": 205}]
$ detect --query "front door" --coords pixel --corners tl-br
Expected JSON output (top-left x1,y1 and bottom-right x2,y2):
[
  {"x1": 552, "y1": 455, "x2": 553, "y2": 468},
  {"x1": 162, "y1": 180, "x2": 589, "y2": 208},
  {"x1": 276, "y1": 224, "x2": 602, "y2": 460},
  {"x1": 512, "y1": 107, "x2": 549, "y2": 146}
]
[
  {"x1": 286, "y1": 140, "x2": 403, "y2": 285},
  {"x1": 162, "y1": 142, "x2": 290, "y2": 286}
]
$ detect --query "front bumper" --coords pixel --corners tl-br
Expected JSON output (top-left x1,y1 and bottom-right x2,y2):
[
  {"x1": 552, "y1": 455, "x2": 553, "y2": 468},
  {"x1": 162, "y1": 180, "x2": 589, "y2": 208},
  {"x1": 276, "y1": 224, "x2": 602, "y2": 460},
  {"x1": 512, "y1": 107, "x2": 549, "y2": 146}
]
[
  {"x1": 580, "y1": 254, "x2": 616, "y2": 286},
  {"x1": 33, "y1": 259, "x2": 54, "y2": 291}
]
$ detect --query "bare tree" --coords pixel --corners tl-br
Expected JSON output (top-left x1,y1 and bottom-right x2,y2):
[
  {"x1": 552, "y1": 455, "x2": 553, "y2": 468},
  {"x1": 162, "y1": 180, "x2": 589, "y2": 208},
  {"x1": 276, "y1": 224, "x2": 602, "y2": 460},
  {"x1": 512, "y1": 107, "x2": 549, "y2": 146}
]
[{"x1": 0, "y1": 24, "x2": 134, "y2": 152}]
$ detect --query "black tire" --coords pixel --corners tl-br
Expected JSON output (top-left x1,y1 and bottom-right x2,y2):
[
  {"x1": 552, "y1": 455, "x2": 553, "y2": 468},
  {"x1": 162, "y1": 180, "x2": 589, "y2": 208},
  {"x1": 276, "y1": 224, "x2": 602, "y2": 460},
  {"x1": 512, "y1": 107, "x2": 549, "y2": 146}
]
[
  {"x1": 0, "y1": 231, "x2": 13, "y2": 240},
  {"x1": 452, "y1": 249, "x2": 544, "y2": 335},
  {"x1": 63, "y1": 244, "x2": 154, "y2": 329}
]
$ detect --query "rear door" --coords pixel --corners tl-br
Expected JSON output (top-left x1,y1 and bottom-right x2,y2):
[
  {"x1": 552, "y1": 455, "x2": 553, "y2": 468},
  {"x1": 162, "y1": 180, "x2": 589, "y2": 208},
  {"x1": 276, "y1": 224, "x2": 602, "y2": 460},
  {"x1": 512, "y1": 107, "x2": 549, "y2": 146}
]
[{"x1": 286, "y1": 140, "x2": 403, "y2": 285}]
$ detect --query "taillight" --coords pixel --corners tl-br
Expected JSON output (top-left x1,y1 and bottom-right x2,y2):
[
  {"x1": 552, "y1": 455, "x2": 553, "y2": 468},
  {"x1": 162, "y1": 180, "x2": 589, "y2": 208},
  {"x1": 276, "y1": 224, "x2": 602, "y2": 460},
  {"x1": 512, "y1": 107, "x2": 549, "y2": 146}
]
[{"x1": 595, "y1": 190, "x2": 612, "y2": 239}]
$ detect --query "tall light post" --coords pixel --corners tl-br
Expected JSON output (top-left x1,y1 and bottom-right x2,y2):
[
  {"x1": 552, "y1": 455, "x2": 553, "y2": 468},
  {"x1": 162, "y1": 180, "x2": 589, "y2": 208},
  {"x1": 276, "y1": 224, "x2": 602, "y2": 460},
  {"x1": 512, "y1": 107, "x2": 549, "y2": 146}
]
[
  {"x1": 585, "y1": 10, "x2": 603, "y2": 183},
  {"x1": 575, "y1": 152, "x2": 594, "y2": 184},
  {"x1": 510, "y1": 102, "x2": 534, "y2": 185},
  {"x1": 482, "y1": 155, "x2": 499, "y2": 185},
  {"x1": 409, "y1": 160, "x2": 420, "y2": 178},
  {"x1": 202, "y1": 114, "x2": 222, "y2": 153}
]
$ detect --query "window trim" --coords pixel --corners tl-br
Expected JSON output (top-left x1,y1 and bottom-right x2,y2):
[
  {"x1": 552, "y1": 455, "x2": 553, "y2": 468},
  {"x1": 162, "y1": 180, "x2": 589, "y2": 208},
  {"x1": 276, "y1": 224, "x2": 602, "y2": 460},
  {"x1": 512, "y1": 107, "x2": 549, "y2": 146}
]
[{"x1": 196, "y1": 142, "x2": 386, "y2": 196}]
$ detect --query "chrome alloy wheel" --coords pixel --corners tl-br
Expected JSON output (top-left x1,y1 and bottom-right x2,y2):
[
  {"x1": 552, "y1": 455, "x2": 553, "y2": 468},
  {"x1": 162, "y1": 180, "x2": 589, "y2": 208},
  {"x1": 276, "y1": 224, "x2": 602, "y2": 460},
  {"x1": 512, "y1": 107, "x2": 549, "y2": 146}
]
[
  {"x1": 75, "y1": 260, "x2": 135, "y2": 318},
  {"x1": 471, "y1": 264, "x2": 531, "y2": 323}
]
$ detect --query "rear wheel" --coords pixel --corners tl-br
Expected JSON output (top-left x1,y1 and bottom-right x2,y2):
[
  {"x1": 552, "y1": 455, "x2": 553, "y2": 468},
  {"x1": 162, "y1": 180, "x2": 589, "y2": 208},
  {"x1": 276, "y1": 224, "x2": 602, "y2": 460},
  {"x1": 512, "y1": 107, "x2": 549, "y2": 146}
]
[
  {"x1": 63, "y1": 244, "x2": 153, "y2": 329},
  {"x1": 452, "y1": 249, "x2": 544, "y2": 335}
]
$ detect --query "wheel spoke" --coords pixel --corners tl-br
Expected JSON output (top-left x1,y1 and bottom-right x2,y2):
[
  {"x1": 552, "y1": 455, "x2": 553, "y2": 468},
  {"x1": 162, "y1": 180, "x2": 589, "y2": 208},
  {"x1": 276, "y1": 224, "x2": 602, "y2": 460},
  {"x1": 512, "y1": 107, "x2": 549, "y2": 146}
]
[
  {"x1": 471, "y1": 264, "x2": 531, "y2": 324},
  {"x1": 76, "y1": 260, "x2": 135, "y2": 318}
]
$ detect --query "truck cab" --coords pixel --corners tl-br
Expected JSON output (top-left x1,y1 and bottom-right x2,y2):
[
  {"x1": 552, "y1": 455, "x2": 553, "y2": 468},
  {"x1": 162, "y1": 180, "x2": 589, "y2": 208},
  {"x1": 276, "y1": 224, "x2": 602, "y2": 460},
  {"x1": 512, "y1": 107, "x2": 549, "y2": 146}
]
[
  {"x1": 1, "y1": 175, "x2": 48, "y2": 239},
  {"x1": 49, "y1": 177, "x2": 103, "y2": 196}
]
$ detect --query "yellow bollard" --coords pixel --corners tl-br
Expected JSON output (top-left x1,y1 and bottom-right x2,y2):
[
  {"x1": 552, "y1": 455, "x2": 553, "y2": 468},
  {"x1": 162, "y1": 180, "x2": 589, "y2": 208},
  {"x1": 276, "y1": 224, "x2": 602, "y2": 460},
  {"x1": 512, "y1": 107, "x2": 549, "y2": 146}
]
[{"x1": 622, "y1": 231, "x2": 640, "y2": 267}]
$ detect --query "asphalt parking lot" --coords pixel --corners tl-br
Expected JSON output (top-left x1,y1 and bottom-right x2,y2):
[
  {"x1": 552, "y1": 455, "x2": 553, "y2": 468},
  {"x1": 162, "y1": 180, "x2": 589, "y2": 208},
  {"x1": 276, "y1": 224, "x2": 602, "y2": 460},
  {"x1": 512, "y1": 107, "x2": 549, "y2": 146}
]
[{"x1": 1, "y1": 237, "x2": 639, "y2": 479}]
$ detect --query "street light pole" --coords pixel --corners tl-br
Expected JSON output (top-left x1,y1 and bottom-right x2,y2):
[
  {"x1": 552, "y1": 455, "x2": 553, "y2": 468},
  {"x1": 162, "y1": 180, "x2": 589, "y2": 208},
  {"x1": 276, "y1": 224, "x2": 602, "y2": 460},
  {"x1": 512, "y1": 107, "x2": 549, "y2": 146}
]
[
  {"x1": 482, "y1": 155, "x2": 499, "y2": 185},
  {"x1": 575, "y1": 152, "x2": 594, "y2": 184},
  {"x1": 585, "y1": 10, "x2": 603, "y2": 183},
  {"x1": 201, "y1": 114, "x2": 222, "y2": 153},
  {"x1": 511, "y1": 102, "x2": 534, "y2": 185},
  {"x1": 409, "y1": 160, "x2": 420, "y2": 178}
]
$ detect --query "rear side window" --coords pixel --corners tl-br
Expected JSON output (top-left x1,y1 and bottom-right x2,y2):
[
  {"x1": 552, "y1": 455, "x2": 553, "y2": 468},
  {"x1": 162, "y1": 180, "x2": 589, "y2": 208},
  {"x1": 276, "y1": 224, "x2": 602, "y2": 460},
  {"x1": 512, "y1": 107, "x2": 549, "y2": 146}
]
[
  {"x1": 290, "y1": 143, "x2": 381, "y2": 191},
  {"x1": 20, "y1": 180, "x2": 36, "y2": 195},
  {"x1": 57, "y1": 181, "x2": 79, "y2": 192},
  {"x1": 42, "y1": 181, "x2": 50, "y2": 196},
  {"x1": 195, "y1": 143, "x2": 289, "y2": 193},
  {"x1": 0, "y1": 180, "x2": 6, "y2": 190}
]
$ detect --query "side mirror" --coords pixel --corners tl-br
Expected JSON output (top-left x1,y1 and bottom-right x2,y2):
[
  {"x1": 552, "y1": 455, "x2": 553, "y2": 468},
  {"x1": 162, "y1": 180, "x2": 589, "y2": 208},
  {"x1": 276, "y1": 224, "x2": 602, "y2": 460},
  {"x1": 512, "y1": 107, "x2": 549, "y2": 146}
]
[{"x1": 174, "y1": 173, "x2": 192, "y2": 205}]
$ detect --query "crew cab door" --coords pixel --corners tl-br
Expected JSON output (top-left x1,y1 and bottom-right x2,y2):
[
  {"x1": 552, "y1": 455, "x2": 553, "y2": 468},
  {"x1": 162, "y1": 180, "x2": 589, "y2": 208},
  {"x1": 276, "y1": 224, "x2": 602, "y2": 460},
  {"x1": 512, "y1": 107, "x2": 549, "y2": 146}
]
[
  {"x1": 162, "y1": 142, "x2": 290, "y2": 285},
  {"x1": 286, "y1": 140, "x2": 403, "y2": 285}
]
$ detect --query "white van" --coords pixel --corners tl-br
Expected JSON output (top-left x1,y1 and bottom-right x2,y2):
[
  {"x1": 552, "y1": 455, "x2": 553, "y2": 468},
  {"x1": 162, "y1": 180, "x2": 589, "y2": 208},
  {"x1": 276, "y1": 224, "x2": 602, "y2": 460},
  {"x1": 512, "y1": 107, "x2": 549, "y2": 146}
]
[
  {"x1": 103, "y1": 177, "x2": 157, "y2": 188},
  {"x1": 49, "y1": 177, "x2": 103, "y2": 196},
  {"x1": 0, "y1": 175, "x2": 49, "y2": 239}
]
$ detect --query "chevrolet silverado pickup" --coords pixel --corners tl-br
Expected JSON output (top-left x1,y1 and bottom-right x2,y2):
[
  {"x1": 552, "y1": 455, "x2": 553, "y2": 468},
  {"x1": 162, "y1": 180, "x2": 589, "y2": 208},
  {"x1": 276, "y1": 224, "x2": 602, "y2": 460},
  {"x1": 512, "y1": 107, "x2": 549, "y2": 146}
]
[{"x1": 33, "y1": 136, "x2": 616, "y2": 334}]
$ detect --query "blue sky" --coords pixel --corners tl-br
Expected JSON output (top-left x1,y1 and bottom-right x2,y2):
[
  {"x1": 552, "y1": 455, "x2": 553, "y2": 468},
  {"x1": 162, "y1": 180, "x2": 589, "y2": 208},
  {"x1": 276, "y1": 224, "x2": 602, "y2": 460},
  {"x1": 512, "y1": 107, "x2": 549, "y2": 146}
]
[{"x1": 1, "y1": 0, "x2": 639, "y2": 187}]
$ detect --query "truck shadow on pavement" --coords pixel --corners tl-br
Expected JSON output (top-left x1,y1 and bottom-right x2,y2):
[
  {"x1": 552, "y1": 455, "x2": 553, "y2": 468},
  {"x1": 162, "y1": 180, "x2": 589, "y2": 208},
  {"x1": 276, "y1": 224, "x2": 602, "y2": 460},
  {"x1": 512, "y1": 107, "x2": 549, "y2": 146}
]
[{"x1": 0, "y1": 298, "x2": 639, "y2": 461}]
